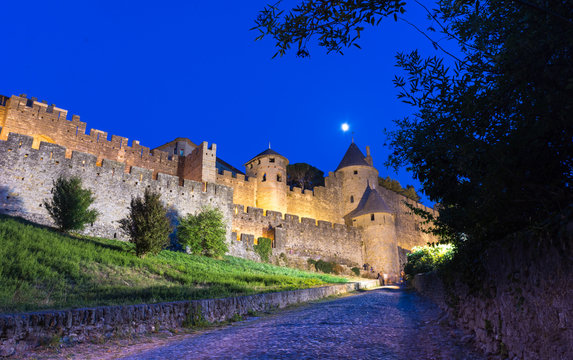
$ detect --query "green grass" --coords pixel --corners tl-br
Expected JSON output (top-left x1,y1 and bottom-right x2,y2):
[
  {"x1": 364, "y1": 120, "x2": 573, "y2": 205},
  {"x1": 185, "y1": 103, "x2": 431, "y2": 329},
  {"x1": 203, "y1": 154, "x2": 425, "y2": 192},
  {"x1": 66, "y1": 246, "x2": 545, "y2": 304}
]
[{"x1": 0, "y1": 215, "x2": 347, "y2": 313}]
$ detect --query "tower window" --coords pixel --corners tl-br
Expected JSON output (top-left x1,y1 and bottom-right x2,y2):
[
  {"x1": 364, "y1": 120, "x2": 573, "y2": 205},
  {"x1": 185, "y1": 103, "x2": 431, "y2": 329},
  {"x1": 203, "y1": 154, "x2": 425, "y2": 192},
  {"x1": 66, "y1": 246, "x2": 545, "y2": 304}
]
[
  {"x1": 354, "y1": 170, "x2": 358, "y2": 175},
  {"x1": 262, "y1": 173, "x2": 267, "y2": 182},
  {"x1": 277, "y1": 174, "x2": 282, "y2": 182},
  {"x1": 269, "y1": 158, "x2": 275, "y2": 163},
  {"x1": 350, "y1": 195, "x2": 354, "y2": 203},
  {"x1": 371, "y1": 214, "x2": 375, "y2": 221},
  {"x1": 258, "y1": 160, "x2": 261, "y2": 164},
  {"x1": 250, "y1": 164, "x2": 253, "y2": 169},
  {"x1": 180, "y1": 150, "x2": 184, "y2": 156}
]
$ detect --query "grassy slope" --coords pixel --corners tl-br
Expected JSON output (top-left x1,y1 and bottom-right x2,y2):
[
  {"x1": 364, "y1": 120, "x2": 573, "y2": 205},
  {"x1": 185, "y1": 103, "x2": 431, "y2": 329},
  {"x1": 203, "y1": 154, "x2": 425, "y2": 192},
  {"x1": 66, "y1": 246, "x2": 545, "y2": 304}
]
[{"x1": 0, "y1": 215, "x2": 347, "y2": 313}]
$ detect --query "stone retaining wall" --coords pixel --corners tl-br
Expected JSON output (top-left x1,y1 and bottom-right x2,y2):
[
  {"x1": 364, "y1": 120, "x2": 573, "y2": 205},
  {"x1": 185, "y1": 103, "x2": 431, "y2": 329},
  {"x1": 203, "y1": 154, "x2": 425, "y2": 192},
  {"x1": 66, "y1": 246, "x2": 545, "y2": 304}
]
[
  {"x1": 0, "y1": 280, "x2": 378, "y2": 357},
  {"x1": 412, "y1": 225, "x2": 572, "y2": 359}
]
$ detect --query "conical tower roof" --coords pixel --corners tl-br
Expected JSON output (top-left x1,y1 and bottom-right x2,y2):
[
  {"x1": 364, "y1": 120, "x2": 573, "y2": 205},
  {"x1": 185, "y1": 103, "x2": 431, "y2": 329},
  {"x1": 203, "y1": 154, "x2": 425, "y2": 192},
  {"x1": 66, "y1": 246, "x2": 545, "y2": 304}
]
[
  {"x1": 245, "y1": 148, "x2": 288, "y2": 165},
  {"x1": 335, "y1": 143, "x2": 371, "y2": 171},
  {"x1": 345, "y1": 184, "x2": 393, "y2": 219}
]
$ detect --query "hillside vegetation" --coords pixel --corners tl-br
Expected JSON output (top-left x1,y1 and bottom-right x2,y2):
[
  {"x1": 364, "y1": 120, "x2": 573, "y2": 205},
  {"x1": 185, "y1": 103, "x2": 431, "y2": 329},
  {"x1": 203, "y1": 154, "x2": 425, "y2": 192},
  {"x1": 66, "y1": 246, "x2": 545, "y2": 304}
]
[{"x1": 0, "y1": 215, "x2": 347, "y2": 313}]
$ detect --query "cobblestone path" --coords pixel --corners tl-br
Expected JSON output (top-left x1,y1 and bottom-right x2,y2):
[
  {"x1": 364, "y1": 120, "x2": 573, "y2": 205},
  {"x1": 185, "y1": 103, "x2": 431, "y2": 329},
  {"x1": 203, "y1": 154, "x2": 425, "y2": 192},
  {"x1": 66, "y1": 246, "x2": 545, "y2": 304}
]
[{"x1": 119, "y1": 287, "x2": 485, "y2": 360}]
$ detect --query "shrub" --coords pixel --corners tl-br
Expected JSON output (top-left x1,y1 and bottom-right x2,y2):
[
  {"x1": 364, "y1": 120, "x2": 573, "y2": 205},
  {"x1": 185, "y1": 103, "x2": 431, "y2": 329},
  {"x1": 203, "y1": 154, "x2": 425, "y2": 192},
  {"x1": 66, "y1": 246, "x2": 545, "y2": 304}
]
[
  {"x1": 254, "y1": 237, "x2": 273, "y2": 262},
  {"x1": 351, "y1": 267, "x2": 360, "y2": 276},
  {"x1": 404, "y1": 244, "x2": 455, "y2": 278},
  {"x1": 119, "y1": 189, "x2": 172, "y2": 257},
  {"x1": 176, "y1": 207, "x2": 227, "y2": 257},
  {"x1": 43, "y1": 176, "x2": 98, "y2": 232}
]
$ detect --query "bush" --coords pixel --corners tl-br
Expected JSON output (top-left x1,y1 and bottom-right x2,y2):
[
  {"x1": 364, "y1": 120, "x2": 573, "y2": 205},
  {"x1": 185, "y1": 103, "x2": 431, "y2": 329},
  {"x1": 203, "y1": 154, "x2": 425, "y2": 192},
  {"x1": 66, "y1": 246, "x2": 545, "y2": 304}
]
[
  {"x1": 309, "y1": 259, "x2": 342, "y2": 274},
  {"x1": 119, "y1": 189, "x2": 172, "y2": 257},
  {"x1": 254, "y1": 237, "x2": 273, "y2": 262},
  {"x1": 43, "y1": 176, "x2": 98, "y2": 232},
  {"x1": 351, "y1": 267, "x2": 360, "y2": 276},
  {"x1": 404, "y1": 244, "x2": 455, "y2": 278},
  {"x1": 176, "y1": 207, "x2": 227, "y2": 257}
]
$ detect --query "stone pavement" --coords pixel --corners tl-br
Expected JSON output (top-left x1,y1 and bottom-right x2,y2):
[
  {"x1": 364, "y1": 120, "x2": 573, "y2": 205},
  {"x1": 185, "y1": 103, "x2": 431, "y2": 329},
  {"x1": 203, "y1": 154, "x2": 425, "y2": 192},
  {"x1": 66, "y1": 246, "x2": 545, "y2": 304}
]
[{"x1": 117, "y1": 287, "x2": 486, "y2": 360}]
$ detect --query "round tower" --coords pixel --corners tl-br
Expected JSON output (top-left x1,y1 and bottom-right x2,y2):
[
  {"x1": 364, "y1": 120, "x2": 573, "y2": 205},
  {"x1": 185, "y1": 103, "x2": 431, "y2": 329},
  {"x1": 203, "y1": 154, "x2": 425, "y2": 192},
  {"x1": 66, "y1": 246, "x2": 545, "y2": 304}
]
[
  {"x1": 345, "y1": 185, "x2": 400, "y2": 280},
  {"x1": 334, "y1": 143, "x2": 379, "y2": 217},
  {"x1": 245, "y1": 148, "x2": 288, "y2": 214}
]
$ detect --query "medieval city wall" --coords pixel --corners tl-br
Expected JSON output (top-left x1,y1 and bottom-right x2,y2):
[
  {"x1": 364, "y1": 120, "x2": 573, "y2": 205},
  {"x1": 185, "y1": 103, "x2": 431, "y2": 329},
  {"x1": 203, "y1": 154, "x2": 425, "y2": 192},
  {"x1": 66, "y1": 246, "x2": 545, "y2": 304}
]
[
  {"x1": 0, "y1": 131, "x2": 234, "y2": 242},
  {"x1": 0, "y1": 95, "x2": 180, "y2": 178},
  {"x1": 216, "y1": 171, "x2": 256, "y2": 208},
  {"x1": 377, "y1": 186, "x2": 437, "y2": 250},
  {"x1": 232, "y1": 205, "x2": 363, "y2": 267},
  {"x1": 217, "y1": 170, "x2": 344, "y2": 225}
]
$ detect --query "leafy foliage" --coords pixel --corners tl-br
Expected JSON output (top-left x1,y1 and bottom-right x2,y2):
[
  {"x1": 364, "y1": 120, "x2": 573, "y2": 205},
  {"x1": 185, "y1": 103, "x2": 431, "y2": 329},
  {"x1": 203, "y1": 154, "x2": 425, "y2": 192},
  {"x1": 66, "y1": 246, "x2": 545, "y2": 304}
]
[
  {"x1": 254, "y1": 237, "x2": 273, "y2": 262},
  {"x1": 351, "y1": 267, "x2": 360, "y2": 276},
  {"x1": 120, "y1": 189, "x2": 172, "y2": 258},
  {"x1": 177, "y1": 207, "x2": 228, "y2": 258},
  {"x1": 252, "y1": 0, "x2": 405, "y2": 58},
  {"x1": 255, "y1": 1, "x2": 573, "y2": 248},
  {"x1": 378, "y1": 176, "x2": 420, "y2": 201},
  {"x1": 287, "y1": 163, "x2": 325, "y2": 190},
  {"x1": 307, "y1": 259, "x2": 343, "y2": 274},
  {"x1": 403, "y1": 244, "x2": 454, "y2": 278},
  {"x1": 43, "y1": 176, "x2": 98, "y2": 232},
  {"x1": 0, "y1": 214, "x2": 347, "y2": 312}
]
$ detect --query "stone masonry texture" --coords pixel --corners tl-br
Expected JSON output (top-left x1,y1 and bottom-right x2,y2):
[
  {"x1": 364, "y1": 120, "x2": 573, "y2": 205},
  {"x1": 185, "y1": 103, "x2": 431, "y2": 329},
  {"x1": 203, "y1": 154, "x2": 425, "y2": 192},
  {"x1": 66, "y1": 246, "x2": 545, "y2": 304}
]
[
  {"x1": 0, "y1": 93, "x2": 437, "y2": 277},
  {"x1": 0, "y1": 280, "x2": 379, "y2": 357}
]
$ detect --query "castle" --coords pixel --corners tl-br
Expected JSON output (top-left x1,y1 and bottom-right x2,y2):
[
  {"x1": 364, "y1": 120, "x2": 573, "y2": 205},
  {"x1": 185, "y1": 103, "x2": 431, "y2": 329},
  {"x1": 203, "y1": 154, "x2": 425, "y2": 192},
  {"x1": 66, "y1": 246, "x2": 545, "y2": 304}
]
[{"x1": 0, "y1": 94, "x2": 437, "y2": 279}]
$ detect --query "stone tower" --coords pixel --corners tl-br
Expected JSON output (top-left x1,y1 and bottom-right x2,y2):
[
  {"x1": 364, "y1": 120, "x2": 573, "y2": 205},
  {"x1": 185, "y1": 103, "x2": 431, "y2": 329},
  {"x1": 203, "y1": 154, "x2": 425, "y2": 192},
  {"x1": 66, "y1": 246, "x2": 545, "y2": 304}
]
[
  {"x1": 335, "y1": 143, "x2": 380, "y2": 217},
  {"x1": 345, "y1": 185, "x2": 399, "y2": 278},
  {"x1": 245, "y1": 148, "x2": 288, "y2": 214},
  {"x1": 336, "y1": 143, "x2": 400, "y2": 279}
]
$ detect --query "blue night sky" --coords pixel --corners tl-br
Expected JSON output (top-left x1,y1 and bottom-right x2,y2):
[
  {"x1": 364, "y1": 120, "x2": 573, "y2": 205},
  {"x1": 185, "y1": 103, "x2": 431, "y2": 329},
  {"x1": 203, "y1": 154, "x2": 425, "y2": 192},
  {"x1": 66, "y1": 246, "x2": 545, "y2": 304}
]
[{"x1": 1, "y1": 1, "x2": 453, "y2": 206}]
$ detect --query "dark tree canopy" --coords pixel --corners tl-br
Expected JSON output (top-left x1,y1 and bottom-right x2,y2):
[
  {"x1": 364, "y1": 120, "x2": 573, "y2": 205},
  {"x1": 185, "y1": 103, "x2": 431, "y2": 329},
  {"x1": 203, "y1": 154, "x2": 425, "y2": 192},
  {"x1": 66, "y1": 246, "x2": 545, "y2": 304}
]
[
  {"x1": 255, "y1": 1, "x2": 573, "y2": 246},
  {"x1": 287, "y1": 163, "x2": 325, "y2": 190},
  {"x1": 378, "y1": 176, "x2": 420, "y2": 202}
]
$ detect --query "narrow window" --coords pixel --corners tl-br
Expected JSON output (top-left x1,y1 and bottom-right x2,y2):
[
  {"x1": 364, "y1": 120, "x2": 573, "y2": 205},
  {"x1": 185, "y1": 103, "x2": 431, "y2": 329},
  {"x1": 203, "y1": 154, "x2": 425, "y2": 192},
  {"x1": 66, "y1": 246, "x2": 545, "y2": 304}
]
[
  {"x1": 269, "y1": 158, "x2": 275, "y2": 163},
  {"x1": 180, "y1": 149, "x2": 184, "y2": 156},
  {"x1": 174, "y1": 149, "x2": 177, "y2": 154},
  {"x1": 354, "y1": 170, "x2": 358, "y2": 175},
  {"x1": 350, "y1": 195, "x2": 354, "y2": 203},
  {"x1": 262, "y1": 173, "x2": 267, "y2": 182},
  {"x1": 277, "y1": 174, "x2": 282, "y2": 182},
  {"x1": 371, "y1": 214, "x2": 375, "y2": 221}
]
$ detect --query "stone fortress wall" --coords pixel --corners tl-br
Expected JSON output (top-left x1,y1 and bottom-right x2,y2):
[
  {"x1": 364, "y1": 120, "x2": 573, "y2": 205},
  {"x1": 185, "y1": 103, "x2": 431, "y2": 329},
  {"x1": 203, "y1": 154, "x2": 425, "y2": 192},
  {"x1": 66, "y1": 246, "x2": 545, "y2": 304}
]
[
  {"x1": 0, "y1": 93, "x2": 437, "y2": 275},
  {"x1": 0, "y1": 130, "x2": 234, "y2": 243}
]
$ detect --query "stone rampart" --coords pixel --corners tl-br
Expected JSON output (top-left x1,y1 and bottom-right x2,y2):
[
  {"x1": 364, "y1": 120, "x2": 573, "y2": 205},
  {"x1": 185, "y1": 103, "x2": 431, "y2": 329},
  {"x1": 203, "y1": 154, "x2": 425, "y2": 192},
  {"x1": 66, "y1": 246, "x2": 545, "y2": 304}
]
[
  {"x1": 0, "y1": 131, "x2": 233, "y2": 242},
  {"x1": 0, "y1": 280, "x2": 379, "y2": 357},
  {"x1": 0, "y1": 95, "x2": 179, "y2": 178},
  {"x1": 232, "y1": 204, "x2": 363, "y2": 267},
  {"x1": 217, "y1": 169, "x2": 343, "y2": 225},
  {"x1": 377, "y1": 186, "x2": 437, "y2": 250}
]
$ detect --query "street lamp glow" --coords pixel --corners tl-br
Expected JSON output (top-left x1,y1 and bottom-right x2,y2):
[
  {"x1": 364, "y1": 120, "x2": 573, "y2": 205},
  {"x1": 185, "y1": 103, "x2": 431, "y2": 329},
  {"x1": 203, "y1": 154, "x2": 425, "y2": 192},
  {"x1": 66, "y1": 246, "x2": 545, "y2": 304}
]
[{"x1": 341, "y1": 123, "x2": 349, "y2": 132}]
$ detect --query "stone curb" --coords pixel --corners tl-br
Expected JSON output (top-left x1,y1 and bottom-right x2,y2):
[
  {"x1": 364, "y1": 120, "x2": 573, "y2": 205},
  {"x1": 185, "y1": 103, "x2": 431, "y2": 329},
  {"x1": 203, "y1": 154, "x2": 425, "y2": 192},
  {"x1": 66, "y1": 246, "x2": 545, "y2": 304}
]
[{"x1": 0, "y1": 279, "x2": 379, "y2": 357}]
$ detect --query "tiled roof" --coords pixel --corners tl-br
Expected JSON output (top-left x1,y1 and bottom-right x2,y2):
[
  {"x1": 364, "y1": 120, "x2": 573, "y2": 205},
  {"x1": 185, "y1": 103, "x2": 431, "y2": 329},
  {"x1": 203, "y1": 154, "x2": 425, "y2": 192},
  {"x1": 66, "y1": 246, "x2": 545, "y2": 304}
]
[
  {"x1": 345, "y1": 185, "x2": 393, "y2": 219},
  {"x1": 335, "y1": 143, "x2": 371, "y2": 171}
]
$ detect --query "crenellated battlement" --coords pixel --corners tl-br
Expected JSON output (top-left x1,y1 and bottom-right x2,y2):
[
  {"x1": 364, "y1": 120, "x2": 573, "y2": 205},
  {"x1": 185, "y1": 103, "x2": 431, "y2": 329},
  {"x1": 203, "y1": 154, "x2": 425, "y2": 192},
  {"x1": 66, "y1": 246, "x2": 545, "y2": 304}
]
[
  {"x1": 0, "y1": 131, "x2": 231, "y2": 198},
  {"x1": 0, "y1": 94, "x2": 181, "y2": 177},
  {"x1": 232, "y1": 203, "x2": 357, "y2": 235}
]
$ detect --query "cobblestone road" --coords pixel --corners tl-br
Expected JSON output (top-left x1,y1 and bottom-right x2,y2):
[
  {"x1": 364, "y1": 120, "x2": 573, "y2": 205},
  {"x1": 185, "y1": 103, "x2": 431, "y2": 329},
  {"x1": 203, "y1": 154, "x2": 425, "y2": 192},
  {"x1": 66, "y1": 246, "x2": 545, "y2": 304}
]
[{"x1": 119, "y1": 287, "x2": 485, "y2": 360}]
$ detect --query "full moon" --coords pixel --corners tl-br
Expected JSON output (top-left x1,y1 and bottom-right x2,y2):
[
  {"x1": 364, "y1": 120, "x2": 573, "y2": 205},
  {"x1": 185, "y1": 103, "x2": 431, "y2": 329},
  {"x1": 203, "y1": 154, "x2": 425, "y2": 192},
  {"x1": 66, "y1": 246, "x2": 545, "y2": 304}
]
[{"x1": 341, "y1": 123, "x2": 349, "y2": 132}]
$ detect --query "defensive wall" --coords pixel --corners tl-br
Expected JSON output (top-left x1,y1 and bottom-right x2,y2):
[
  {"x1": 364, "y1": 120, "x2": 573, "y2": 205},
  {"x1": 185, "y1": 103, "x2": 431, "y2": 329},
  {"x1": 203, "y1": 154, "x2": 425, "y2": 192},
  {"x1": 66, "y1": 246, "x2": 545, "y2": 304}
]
[
  {"x1": 216, "y1": 170, "x2": 343, "y2": 225},
  {"x1": 0, "y1": 130, "x2": 234, "y2": 243},
  {"x1": 0, "y1": 95, "x2": 215, "y2": 183},
  {"x1": 0, "y1": 92, "x2": 437, "y2": 274},
  {"x1": 231, "y1": 205, "x2": 363, "y2": 267}
]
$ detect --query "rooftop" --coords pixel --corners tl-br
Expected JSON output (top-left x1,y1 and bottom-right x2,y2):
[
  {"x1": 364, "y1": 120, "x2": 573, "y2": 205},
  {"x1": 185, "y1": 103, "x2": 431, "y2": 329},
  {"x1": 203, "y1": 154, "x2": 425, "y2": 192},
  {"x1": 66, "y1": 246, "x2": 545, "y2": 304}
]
[{"x1": 335, "y1": 143, "x2": 371, "y2": 171}]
